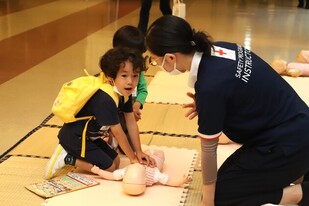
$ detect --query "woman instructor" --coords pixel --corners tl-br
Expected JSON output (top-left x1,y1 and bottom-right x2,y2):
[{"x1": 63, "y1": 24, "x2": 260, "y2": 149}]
[{"x1": 145, "y1": 15, "x2": 309, "y2": 206}]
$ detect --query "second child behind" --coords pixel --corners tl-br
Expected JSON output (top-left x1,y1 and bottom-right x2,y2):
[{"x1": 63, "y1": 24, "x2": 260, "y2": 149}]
[{"x1": 112, "y1": 25, "x2": 148, "y2": 152}]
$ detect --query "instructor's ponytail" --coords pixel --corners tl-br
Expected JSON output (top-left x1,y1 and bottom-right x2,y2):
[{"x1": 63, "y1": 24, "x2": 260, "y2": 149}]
[{"x1": 146, "y1": 15, "x2": 213, "y2": 56}]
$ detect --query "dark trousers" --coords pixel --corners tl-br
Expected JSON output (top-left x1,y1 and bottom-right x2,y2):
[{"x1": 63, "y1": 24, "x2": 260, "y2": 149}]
[
  {"x1": 138, "y1": 0, "x2": 172, "y2": 34},
  {"x1": 298, "y1": 0, "x2": 309, "y2": 8},
  {"x1": 215, "y1": 144, "x2": 309, "y2": 206}
]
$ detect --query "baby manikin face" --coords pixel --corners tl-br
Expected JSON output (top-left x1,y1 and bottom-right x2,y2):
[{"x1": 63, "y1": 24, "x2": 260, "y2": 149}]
[{"x1": 122, "y1": 163, "x2": 146, "y2": 195}]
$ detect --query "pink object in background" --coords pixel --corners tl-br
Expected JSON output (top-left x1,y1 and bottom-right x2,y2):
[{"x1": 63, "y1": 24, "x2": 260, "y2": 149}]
[
  {"x1": 296, "y1": 50, "x2": 309, "y2": 63},
  {"x1": 287, "y1": 62, "x2": 309, "y2": 77}
]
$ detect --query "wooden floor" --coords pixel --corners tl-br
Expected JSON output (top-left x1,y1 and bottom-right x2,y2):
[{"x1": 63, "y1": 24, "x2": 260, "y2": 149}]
[
  {"x1": 1, "y1": 0, "x2": 308, "y2": 157},
  {"x1": 0, "y1": 0, "x2": 308, "y2": 205}
]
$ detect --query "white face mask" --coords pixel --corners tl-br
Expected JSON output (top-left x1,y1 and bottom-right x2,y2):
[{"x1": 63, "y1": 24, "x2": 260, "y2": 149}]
[
  {"x1": 109, "y1": 78, "x2": 123, "y2": 96},
  {"x1": 159, "y1": 54, "x2": 182, "y2": 75},
  {"x1": 168, "y1": 63, "x2": 182, "y2": 75},
  {"x1": 113, "y1": 85, "x2": 123, "y2": 96}
]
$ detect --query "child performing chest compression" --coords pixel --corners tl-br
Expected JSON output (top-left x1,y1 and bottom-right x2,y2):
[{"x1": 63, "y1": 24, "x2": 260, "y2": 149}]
[{"x1": 45, "y1": 47, "x2": 155, "y2": 180}]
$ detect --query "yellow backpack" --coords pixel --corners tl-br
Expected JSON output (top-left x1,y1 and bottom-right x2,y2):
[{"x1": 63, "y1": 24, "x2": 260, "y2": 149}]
[{"x1": 52, "y1": 70, "x2": 119, "y2": 157}]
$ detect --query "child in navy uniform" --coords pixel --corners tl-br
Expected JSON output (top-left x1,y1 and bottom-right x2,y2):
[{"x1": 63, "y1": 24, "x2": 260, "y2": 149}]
[{"x1": 45, "y1": 47, "x2": 155, "y2": 180}]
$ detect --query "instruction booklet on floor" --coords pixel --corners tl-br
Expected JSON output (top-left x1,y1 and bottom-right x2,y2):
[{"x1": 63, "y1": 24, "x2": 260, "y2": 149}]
[{"x1": 25, "y1": 172, "x2": 100, "y2": 198}]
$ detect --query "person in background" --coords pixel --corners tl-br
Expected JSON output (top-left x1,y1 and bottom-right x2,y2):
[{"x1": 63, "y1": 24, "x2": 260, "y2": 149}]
[
  {"x1": 298, "y1": 0, "x2": 309, "y2": 9},
  {"x1": 145, "y1": 15, "x2": 309, "y2": 206},
  {"x1": 138, "y1": 0, "x2": 172, "y2": 34}
]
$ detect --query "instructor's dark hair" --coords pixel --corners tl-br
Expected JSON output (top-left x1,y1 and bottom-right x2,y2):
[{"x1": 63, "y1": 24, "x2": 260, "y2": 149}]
[{"x1": 145, "y1": 15, "x2": 214, "y2": 56}]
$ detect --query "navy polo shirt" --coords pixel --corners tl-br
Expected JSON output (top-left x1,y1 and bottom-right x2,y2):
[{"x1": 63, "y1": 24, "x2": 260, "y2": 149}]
[
  {"x1": 194, "y1": 42, "x2": 309, "y2": 154},
  {"x1": 59, "y1": 90, "x2": 133, "y2": 145}
]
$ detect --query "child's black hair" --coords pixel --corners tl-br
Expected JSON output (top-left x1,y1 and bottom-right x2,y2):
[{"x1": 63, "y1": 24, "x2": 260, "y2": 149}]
[
  {"x1": 113, "y1": 25, "x2": 146, "y2": 53},
  {"x1": 99, "y1": 47, "x2": 146, "y2": 79}
]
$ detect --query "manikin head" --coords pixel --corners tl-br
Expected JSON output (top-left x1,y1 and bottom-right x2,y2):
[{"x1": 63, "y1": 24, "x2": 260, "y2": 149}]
[
  {"x1": 122, "y1": 163, "x2": 146, "y2": 195},
  {"x1": 122, "y1": 149, "x2": 165, "y2": 195}
]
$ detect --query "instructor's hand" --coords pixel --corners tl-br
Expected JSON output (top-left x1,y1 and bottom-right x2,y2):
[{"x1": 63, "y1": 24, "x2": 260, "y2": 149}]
[{"x1": 183, "y1": 92, "x2": 197, "y2": 120}]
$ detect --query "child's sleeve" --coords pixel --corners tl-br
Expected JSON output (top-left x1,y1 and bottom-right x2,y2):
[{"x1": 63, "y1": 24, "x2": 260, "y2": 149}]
[{"x1": 135, "y1": 72, "x2": 148, "y2": 108}]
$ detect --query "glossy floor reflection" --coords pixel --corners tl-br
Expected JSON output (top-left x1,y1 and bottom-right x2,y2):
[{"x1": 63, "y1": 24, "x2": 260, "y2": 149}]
[{"x1": 0, "y1": 0, "x2": 308, "y2": 156}]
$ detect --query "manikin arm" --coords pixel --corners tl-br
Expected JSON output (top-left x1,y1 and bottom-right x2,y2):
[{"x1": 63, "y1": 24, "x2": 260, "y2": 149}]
[
  {"x1": 151, "y1": 167, "x2": 192, "y2": 187},
  {"x1": 287, "y1": 62, "x2": 309, "y2": 77},
  {"x1": 165, "y1": 174, "x2": 192, "y2": 187},
  {"x1": 91, "y1": 165, "x2": 126, "y2": 181}
]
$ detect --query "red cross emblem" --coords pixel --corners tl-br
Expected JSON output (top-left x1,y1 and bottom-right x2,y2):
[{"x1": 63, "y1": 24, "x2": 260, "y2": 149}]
[{"x1": 215, "y1": 49, "x2": 227, "y2": 56}]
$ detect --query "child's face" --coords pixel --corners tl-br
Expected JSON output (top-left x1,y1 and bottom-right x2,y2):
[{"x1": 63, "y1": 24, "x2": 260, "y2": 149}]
[{"x1": 114, "y1": 60, "x2": 140, "y2": 96}]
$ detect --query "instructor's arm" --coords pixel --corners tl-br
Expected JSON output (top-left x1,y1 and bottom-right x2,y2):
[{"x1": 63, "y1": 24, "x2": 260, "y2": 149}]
[{"x1": 200, "y1": 137, "x2": 219, "y2": 206}]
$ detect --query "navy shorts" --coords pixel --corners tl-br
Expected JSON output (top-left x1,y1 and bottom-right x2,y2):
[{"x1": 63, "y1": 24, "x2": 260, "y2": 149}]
[{"x1": 60, "y1": 136, "x2": 118, "y2": 170}]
